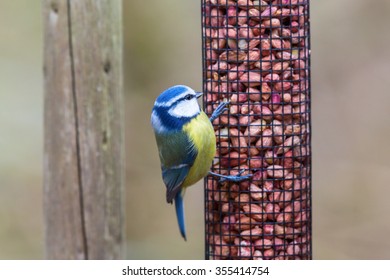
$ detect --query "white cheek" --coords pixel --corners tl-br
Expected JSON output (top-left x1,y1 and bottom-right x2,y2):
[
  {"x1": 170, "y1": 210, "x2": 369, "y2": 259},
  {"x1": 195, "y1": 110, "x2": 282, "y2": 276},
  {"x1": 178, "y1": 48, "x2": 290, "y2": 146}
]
[{"x1": 169, "y1": 99, "x2": 200, "y2": 118}]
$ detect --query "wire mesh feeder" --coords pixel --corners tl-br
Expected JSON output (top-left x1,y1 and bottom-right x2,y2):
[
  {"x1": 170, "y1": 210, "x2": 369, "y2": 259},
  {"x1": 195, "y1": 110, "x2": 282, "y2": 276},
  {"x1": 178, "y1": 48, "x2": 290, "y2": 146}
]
[{"x1": 202, "y1": 0, "x2": 311, "y2": 260}]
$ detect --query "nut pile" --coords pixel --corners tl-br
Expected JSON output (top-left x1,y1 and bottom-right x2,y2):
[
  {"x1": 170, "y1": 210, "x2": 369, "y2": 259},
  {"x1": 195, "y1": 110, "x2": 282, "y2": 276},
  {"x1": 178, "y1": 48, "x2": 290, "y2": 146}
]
[{"x1": 202, "y1": 0, "x2": 311, "y2": 260}]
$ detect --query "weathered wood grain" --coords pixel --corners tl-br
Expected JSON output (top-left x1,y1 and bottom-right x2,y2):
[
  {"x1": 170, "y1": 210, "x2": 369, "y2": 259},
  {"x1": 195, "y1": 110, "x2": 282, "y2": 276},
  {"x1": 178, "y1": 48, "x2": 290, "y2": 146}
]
[{"x1": 43, "y1": 0, "x2": 124, "y2": 259}]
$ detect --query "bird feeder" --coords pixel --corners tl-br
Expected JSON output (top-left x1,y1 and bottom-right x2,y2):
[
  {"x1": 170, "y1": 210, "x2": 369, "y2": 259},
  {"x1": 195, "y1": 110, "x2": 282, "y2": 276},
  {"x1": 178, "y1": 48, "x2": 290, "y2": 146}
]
[{"x1": 202, "y1": 0, "x2": 311, "y2": 260}]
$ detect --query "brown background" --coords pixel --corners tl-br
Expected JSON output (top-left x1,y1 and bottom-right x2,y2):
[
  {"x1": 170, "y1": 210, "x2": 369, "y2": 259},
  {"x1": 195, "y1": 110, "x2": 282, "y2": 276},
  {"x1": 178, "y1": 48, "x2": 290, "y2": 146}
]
[{"x1": 1, "y1": 0, "x2": 389, "y2": 259}]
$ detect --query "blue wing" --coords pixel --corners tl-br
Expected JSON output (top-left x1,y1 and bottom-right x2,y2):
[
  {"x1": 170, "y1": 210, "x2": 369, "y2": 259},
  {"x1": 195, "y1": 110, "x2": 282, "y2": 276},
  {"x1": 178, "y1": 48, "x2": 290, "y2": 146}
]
[
  {"x1": 162, "y1": 164, "x2": 190, "y2": 203},
  {"x1": 154, "y1": 130, "x2": 197, "y2": 240},
  {"x1": 154, "y1": 131, "x2": 197, "y2": 203}
]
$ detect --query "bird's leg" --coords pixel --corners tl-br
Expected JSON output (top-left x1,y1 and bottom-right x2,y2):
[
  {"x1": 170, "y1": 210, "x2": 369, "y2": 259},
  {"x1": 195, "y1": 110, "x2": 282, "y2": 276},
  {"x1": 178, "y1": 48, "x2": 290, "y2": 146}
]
[
  {"x1": 208, "y1": 170, "x2": 252, "y2": 183},
  {"x1": 209, "y1": 101, "x2": 230, "y2": 123},
  {"x1": 209, "y1": 101, "x2": 252, "y2": 182}
]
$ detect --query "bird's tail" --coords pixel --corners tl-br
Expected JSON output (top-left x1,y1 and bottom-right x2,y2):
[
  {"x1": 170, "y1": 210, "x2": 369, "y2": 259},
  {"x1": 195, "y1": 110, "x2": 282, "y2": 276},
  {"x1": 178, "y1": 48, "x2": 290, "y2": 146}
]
[{"x1": 174, "y1": 191, "x2": 186, "y2": 241}]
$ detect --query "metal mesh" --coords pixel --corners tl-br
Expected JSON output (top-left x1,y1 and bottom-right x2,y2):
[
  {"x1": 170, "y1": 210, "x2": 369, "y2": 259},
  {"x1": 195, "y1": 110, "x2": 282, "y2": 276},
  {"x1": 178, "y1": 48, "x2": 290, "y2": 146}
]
[{"x1": 202, "y1": 0, "x2": 311, "y2": 260}]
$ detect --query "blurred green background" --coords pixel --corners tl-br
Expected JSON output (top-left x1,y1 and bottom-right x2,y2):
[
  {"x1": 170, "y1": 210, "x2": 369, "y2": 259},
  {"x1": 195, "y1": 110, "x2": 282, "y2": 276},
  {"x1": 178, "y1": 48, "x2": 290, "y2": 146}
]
[{"x1": 1, "y1": 0, "x2": 390, "y2": 259}]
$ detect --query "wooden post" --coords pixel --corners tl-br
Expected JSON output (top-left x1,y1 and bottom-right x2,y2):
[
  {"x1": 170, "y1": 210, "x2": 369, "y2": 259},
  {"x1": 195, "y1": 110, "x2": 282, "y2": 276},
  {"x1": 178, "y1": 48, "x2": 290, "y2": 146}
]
[{"x1": 43, "y1": 0, "x2": 124, "y2": 259}]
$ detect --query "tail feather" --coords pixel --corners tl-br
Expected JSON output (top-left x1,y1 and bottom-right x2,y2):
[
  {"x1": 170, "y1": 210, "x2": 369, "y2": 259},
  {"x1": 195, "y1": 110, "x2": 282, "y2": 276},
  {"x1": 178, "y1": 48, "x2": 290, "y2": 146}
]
[{"x1": 174, "y1": 191, "x2": 186, "y2": 241}]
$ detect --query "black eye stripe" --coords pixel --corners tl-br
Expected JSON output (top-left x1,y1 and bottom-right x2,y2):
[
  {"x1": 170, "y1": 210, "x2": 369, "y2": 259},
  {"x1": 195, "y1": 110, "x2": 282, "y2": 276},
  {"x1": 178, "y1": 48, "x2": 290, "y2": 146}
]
[
  {"x1": 170, "y1": 94, "x2": 196, "y2": 107},
  {"x1": 180, "y1": 94, "x2": 194, "y2": 101}
]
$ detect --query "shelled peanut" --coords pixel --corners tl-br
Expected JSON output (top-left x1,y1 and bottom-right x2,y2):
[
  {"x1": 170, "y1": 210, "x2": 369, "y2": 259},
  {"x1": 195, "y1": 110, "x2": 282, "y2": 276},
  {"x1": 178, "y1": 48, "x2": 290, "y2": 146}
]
[{"x1": 202, "y1": 0, "x2": 311, "y2": 260}]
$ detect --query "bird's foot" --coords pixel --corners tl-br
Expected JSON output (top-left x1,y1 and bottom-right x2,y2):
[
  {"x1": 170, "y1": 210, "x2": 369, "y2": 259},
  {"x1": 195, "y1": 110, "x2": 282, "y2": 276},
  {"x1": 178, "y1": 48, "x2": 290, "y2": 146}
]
[
  {"x1": 209, "y1": 170, "x2": 252, "y2": 183},
  {"x1": 209, "y1": 101, "x2": 230, "y2": 123}
]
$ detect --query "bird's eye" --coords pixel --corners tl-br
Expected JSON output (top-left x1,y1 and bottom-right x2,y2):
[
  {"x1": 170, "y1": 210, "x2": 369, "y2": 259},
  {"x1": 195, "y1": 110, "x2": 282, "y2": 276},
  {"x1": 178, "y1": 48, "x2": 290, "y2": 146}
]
[{"x1": 185, "y1": 94, "x2": 193, "y2": 100}]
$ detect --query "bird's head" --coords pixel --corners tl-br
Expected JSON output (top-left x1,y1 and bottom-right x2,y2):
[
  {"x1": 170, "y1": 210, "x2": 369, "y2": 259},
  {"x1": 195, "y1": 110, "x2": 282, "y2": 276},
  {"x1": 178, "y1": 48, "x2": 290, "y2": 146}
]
[{"x1": 151, "y1": 85, "x2": 203, "y2": 133}]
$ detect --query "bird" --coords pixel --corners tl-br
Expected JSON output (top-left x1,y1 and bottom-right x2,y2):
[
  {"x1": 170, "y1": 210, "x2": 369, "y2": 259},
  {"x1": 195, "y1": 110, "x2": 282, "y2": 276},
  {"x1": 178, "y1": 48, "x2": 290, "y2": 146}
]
[{"x1": 151, "y1": 85, "x2": 250, "y2": 240}]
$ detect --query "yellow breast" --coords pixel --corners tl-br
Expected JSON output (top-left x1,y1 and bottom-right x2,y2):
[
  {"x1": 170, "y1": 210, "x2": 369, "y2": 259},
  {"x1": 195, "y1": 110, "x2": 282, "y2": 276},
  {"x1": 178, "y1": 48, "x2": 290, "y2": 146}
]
[{"x1": 182, "y1": 111, "x2": 216, "y2": 188}]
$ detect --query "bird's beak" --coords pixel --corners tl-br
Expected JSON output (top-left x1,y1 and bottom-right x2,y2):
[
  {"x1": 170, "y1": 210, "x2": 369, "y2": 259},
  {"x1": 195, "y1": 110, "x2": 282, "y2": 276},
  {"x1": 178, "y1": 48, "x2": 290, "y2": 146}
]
[{"x1": 196, "y1": 92, "x2": 203, "y2": 98}]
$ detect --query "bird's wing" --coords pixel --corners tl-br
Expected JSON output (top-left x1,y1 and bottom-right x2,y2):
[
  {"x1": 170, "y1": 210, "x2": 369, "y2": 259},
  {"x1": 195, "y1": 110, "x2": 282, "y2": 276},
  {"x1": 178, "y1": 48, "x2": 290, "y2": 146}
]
[
  {"x1": 154, "y1": 131, "x2": 197, "y2": 203},
  {"x1": 162, "y1": 166, "x2": 190, "y2": 203}
]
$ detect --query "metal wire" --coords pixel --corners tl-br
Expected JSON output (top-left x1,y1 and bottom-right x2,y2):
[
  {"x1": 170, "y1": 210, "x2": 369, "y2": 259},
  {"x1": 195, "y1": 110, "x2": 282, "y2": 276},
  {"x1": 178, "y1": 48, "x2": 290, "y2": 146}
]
[{"x1": 202, "y1": 0, "x2": 311, "y2": 260}]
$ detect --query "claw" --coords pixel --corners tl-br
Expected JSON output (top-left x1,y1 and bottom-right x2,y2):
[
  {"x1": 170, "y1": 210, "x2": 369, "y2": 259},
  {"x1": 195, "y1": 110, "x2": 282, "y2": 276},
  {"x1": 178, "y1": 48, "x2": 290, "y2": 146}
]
[
  {"x1": 209, "y1": 101, "x2": 230, "y2": 123},
  {"x1": 209, "y1": 170, "x2": 252, "y2": 183}
]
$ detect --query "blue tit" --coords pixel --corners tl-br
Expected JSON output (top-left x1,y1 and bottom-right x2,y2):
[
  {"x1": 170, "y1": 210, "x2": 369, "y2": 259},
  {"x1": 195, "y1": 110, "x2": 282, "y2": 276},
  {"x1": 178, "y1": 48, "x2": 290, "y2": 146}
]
[{"x1": 151, "y1": 85, "x2": 251, "y2": 240}]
